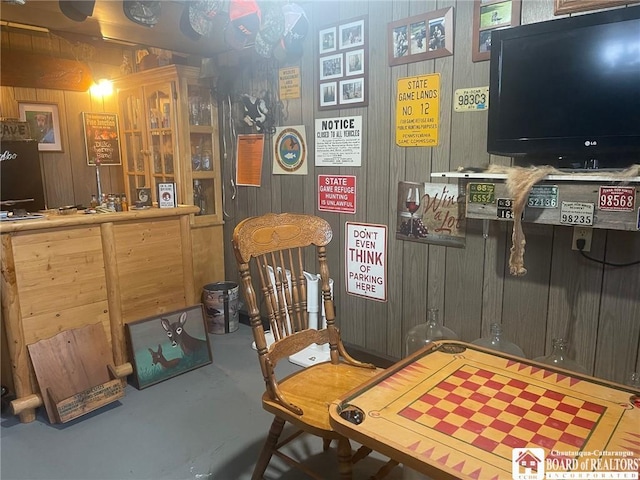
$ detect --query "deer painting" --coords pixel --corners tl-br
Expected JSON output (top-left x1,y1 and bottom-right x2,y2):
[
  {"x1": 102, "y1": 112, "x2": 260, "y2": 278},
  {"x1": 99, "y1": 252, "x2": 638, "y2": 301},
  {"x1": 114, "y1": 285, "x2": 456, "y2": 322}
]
[
  {"x1": 161, "y1": 311, "x2": 208, "y2": 356},
  {"x1": 148, "y1": 344, "x2": 181, "y2": 369}
]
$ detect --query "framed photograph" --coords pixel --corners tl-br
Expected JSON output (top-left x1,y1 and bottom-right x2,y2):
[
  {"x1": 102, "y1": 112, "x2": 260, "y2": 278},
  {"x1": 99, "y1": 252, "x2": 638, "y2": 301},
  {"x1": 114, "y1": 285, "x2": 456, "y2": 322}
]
[
  {"x1": 320, "y1": 53, "x2": 343, "y2": 80},
  {"x1": 345, "y1": 49, "x2": 365, "y2": 77},
  {"x1": 317, "y1": 16, "x2": 368, "y2": 110},
  {"x1": 18, "y1": 102, "x2": 62, "y2": 152},
  {"x1": 554, "y1": 0, "x2": 627, "y2": 15},
  {"x1": 473, "y1": 0, "x2": 521, "y2": 62},
  {"x1": 82, "y1": 112, "x2": 122, "y2": 165},
  {"x1": 157, "y1": 182, "x2": 177, "y2": 208},
  {"x1": 319, "y1": 26, "x2": 337, "y2": 54},
  {"x1": 320, "y1": 82, "x2": 338, "y2": 107},
  {"x1": 388, "y1": 7, "x2": 454, "y2": 67},
  {"x1": 126, "y1": 305, "x2": 212, "y2": 390},
  {"x1": 135, "y1": 187, "x2": 152, "y2": 207},
  {"x1": 339, "y1": 18, "x2": 365, "y2": 49},
  {"x1": 340, "y1": 78, "x2": 364, "y2": 105}
]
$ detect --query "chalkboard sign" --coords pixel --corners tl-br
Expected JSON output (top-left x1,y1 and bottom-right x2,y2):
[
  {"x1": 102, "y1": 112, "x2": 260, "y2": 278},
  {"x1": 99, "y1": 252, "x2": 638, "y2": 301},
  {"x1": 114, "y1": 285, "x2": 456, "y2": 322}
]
[{"x1": 82, "y1": 112, "x2": 122, "y2": 165}]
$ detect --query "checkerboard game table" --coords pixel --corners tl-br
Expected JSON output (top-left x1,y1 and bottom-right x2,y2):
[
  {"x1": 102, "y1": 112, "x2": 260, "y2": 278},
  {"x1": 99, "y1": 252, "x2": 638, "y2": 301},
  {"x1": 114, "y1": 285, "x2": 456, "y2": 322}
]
[{"x1": 329, "y1": 341, "x2": 640, "y2": 479}]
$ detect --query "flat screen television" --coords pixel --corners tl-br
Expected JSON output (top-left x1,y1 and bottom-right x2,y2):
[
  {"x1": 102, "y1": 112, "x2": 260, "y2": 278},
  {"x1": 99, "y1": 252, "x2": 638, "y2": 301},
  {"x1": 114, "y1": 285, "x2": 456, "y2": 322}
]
[{"x1": 487, "y1": 6, "x2": 640, "y2": 169}]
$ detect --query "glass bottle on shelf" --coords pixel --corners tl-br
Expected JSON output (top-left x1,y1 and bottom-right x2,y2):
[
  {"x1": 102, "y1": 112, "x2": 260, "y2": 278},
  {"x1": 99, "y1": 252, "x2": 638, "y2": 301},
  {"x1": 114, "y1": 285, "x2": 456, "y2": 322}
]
[
  {"x1": 471, "y1": 323, "x2": 526, "y2": 357},
  {"x1": 534, "y1": 338, "x2": 588, "y2": 374},
  {"x1": 405, "y1": 308, "x2": 458, "y2": 356},
  {"x1": 625, "y1": 372, "x2": 640, "y2": 389},
  {"x1": 193, "y1": 179, "x2": 205, "y2": 215}
]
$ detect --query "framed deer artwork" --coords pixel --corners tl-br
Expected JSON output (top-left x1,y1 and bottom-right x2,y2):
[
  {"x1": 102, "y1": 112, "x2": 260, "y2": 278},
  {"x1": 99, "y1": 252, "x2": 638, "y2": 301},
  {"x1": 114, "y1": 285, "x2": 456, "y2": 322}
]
[{"x1": 126, "y1": 305, "x2": 212, "y2": 389}]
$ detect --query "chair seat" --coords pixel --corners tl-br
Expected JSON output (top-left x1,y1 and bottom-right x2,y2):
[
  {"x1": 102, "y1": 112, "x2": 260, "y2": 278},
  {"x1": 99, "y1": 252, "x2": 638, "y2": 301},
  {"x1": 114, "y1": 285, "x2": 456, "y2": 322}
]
[{"x1": 262, "y1": 362, "x2": 382, "y2": 437}]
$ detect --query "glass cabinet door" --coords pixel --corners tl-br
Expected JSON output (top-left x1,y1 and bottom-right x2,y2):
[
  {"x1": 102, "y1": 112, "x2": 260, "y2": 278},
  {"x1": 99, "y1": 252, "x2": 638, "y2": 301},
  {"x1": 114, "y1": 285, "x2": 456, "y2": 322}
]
[
  {"x1": 146, "y1": 83, "x2": 176, "y2": 200},
  {"x1": 187, "y1": 83, "x2": 218, "y2": 220},
  {"x1": 118, "y1": 87, "x2": 150, "y2": 197}
]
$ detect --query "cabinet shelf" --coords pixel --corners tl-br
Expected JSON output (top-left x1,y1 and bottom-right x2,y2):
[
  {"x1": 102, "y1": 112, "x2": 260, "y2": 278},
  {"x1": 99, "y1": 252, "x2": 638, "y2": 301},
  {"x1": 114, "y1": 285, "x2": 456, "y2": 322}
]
[
  {"x1": 432, "y1": 170, "x2": 640, "y2": 231},
  {"x1": 113, "y1": 65, "x2": 225, "y2": 300}
]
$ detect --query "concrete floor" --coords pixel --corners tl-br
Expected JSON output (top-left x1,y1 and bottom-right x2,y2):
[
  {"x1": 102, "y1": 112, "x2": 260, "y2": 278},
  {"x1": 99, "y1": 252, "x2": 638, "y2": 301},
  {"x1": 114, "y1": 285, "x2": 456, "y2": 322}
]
[{"x1": 1, "y1": 324, "x2": 405, "y2": 480}]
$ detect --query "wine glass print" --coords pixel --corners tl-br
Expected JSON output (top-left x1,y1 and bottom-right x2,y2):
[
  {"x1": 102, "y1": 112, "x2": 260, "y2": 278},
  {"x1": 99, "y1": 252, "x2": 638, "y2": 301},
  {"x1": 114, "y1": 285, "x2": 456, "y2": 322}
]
[{"x1": 406, "y1": 186, "x2": 421, "y2": 236}]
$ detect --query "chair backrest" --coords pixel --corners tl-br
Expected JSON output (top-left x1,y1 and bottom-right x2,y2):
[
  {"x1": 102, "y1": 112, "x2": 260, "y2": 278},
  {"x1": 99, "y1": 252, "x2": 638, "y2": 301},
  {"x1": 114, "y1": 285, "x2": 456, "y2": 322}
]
[{"x1": 232, "y1": 213, "x2": 341, "y2": 396}]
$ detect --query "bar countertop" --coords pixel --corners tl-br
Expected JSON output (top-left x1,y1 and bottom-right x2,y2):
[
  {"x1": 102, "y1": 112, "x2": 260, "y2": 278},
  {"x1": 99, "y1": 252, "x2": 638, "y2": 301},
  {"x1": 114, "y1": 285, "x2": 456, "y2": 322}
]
[{"x1": 0, "y1": 205, "x2": 200, "y2": 233}]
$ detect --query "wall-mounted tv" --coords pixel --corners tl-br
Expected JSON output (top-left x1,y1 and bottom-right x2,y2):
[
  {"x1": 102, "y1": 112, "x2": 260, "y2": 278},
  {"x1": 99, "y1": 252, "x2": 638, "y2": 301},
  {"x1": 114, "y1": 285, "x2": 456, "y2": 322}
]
[{"x1": 487, "y1": 6, "x2": 640, "y2": 169}]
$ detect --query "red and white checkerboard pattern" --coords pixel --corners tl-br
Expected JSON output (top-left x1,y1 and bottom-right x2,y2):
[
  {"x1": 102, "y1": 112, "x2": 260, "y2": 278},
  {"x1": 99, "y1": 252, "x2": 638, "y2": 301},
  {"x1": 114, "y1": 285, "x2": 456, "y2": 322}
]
[{"x1": 399, "y1": 364, "x2": 605, "y2": 460}]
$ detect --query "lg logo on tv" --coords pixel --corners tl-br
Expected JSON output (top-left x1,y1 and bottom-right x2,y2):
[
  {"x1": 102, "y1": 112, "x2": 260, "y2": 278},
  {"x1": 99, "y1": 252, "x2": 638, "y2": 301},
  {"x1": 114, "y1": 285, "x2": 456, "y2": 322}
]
[{"x1": 584, "y1": 140, "x2": 598, "y2": 146}]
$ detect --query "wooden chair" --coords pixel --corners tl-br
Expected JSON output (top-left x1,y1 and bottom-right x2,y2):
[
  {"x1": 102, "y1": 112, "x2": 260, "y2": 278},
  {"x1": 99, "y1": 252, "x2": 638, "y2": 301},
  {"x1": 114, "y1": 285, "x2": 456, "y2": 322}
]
[{"x1": 232, "y1": 213, "x2": 396, "y2": 480}]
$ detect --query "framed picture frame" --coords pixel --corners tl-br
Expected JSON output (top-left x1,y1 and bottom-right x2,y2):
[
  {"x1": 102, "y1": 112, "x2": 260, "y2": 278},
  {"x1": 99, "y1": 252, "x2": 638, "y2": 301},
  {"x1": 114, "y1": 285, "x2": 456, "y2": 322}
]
[
  {"x1": 345, "y1": 49, "x2": 365, "y2": 76},
  {"x1": 135, "y1": 187, "x2": 152, "y2": 207},
  {"x1": 554, "y1": 0, "x2": 627, "y2": 15},
  {"x1": 126, "y1": 305, "x2": 212, "y2": 390},
  {"x1": 339, "y1": 18, "x2": 365, "y2": 49},
  {"x1": 82, "y1": 112, "x2": 122, "y2": 165},
  {"x1": 317, "y1": 16, "x2": 368, "y2": 111},
  {"x1": 340, "y1": 78, "x2": 365, "y2": 105},
  {"x1": 319, "y1": 26, "x2": 337, "y2": 54},
  {"x1": 388, "y1": 7, "x2": 455, "y2": 66},
  {"x1": 18, "y1": 102, "x2": 62, "y2": 152},
  {"x1": 320, "y1": 82, "x2": 338, "y2": 107},
  {"x1": 472, "y1": 0, "x2": 521, "y2": 62},
  {"x1": 157, "y1": 182, "x2": 177, "y2": 208},
  {"x1": 320, "y1": 53, "x2": 343, "y2": 80}
]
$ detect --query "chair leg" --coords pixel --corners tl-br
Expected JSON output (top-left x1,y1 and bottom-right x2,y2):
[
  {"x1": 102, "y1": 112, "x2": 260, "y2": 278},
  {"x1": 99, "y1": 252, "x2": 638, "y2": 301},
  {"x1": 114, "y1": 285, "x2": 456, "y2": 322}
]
[
  {"x1": 323, "y1": 438, "x2": 332, "y2": 451},
  {"x1": 336, "y1": 436, "x2": 353, "y2": 480},
  {"x1": 252, "y1": 416, "x2": 285, "y2": 480}
]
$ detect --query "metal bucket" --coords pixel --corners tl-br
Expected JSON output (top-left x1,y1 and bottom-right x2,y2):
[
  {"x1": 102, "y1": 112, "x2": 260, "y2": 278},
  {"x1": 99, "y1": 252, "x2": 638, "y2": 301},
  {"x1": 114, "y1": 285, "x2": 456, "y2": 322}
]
[{"x1": 202, "y1": 282, "x2": 239, "y2": 334}]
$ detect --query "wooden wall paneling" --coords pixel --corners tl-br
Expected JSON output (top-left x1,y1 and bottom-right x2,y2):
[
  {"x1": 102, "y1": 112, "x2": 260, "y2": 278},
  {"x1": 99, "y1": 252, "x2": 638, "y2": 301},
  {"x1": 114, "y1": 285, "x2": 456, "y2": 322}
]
[
  {"x1": 382, "y1": 2, "x2": 412, "y2": 358},
  {"x1": 426, "y1": 0, "x2": 456, "y2": 324},
  {"x1": 5, "y1": 28, "x2": 35, "y2": 50},
  {"x1": 215, "y1": 0, "x2": 640, "y2": 381},
  {"x1": 0, "y1": 86, "x2": 18, "y2": 117},
  {"x1": 501, "y1": 223, "x2": 554, "y2": 358},
  {"x1": 28, "y1": 31, "x2": 59, "y2": 55},
  {"x1": 65, "y1": 91, "x2": 96, "y2": 206},
  {"x1": 300, "y1": 6, "x2": 317, "y2": 220},
  {"x1": 480, "y1": 219, "x2": 509, "y2": 333},
  {"x1": 593, "y1": 230, "x2": 640, "y2": 384},
  {"x1": 36, "y1": 89, "x2": 75, "y2": 208},
  {"x1": 522, "y1": 0, "x2": 557, "y2": 24},
  {"x1": 365, "y1": 0, "x2": 395, "y2": 356},
  {"x1": 401, "y1": 0, "x2": 432, "y2": 345},
  {"x1": 312, "y1": 2, "x2": 342, "y2": 331},
  {"x1": 443, "y1": 223, "x2": 485, "y2": 341},
  {"x1": 335, "y1": 0, "x2": 369, "y2": 348},
  {"x1": 391, "y1": 0, "x2": 412, "y2": 359},
  {"x1": 90, "y1": 87, "x2": 125, "y2": 197},
  {"x1": 547, "y1": 226, "x2": 604, "y2": 372},
  {"x1": 447, "y1": 1, "x2": 505, "y2": 340}
]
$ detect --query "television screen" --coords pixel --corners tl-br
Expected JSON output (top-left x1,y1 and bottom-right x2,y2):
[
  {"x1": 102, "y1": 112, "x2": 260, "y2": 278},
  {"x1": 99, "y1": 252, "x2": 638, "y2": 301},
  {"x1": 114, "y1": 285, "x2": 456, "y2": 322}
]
[{"x1": 487, "y1": 6, "x2": 640, "y2": 169}]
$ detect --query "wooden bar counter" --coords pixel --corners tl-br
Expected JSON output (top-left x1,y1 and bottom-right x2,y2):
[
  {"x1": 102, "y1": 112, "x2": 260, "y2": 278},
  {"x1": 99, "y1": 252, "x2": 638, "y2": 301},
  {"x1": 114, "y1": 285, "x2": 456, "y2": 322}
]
[{"x1": 1, "y1": 206, "x2": 199, "y2": 422}]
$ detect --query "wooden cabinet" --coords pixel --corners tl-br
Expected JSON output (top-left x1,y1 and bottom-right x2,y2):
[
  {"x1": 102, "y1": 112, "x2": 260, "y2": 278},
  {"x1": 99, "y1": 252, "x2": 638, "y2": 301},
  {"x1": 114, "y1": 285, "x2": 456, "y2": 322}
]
[
  {"x1": 0, "y1": 207, "x2": 199, "y2": 422},
  {"x1": 113, "y1": 65, "x2": 225, "y2": 295}
]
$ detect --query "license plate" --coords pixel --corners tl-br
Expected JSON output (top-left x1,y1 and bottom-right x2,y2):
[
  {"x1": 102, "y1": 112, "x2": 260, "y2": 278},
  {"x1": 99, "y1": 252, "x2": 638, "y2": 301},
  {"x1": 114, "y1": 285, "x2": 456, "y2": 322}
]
[
  {"x1": 497, "y1": 198, "x2": 516, "y2": 219},
  {"x1": 598, "y1": 186, "x2": 635, "y2": 212},
  {"x1": 560, "y1": 201, "x2": 594, "y2": 226},
  {"x1": 527, "y1": 185, "x2": 558, "y2": 208},
  {"x1": 468, "y1": 182, "x2": 495, "y2": 204},
  {"x1": 454, "y1": 87, "x2": 489, "y2": 112}
]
